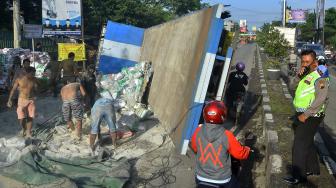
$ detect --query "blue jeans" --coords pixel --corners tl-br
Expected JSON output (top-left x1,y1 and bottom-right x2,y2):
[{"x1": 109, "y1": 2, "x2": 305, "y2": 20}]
[{"x1": 91, "y1": 98, "x2": 117, "y2": 134}]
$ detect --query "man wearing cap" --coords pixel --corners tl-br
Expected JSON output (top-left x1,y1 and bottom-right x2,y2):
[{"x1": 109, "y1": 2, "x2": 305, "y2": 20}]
[{"x1": 284, "y1": 49, "x2": 330, "y2": 185}]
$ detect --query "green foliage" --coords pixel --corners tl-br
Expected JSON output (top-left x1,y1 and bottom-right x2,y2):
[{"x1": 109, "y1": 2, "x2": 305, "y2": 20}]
[
  {"x1": 297, "y1": 8, "x2": 336, "y2": 48},
  {"x1": 256, "y1": 24, "x2": 290, "y2": 61},
  {"x1": 265, "y1": 59, "x2": 281, "y2": 69},
  {"x1": 324, "y1": 8, "x2": 336, "y2": 49},
  {"x1": 0, "y1": 0, "x2": 205, "y2": 36},
  {"x1": 158, "y1": 0, "x2": 203, "y2": 16},
  {"x1": 297, "y1": 12, "x2": 316, "y2": 42},
  {"x1": 330, "y1": 36, "x2": 336, "y2": 50},
  {"x1": 83, "y1": 0, "x2": 173, "y2": 35},
  {"x1": 0, "y1": 0, "x2": 41, "y2": 31},
  {"x1": 0, "y1": 0, "x2": 12, "y2": 31}
]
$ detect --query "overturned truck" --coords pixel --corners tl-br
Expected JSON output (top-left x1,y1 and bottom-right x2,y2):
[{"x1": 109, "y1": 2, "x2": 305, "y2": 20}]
[
  {"x1": 0, "y1": 4, "x2": 234, "y2": 188},
  {"x1": 97, "y1": 4, "x2": 233, "y2": 154}
]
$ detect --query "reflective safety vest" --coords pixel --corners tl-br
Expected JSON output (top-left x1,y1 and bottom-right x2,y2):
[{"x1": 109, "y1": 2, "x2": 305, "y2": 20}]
[{"x1": 293, "y1": 70, "x2": 325, "y2": 113}]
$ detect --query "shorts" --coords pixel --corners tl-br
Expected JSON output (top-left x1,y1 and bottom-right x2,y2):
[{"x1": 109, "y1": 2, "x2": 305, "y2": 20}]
[
  {"x1": 61, "y1": 76, "x2": 76, "y2": 84},
  {"x1": 62, "y1": 98, "x2": 83, "y2": 122},
  {"x1": 91, "y1": 98, "x2": 117, "y2": 134},
  {"x1": 17, "y1": 98, "x2": 35, "y2": 119}
]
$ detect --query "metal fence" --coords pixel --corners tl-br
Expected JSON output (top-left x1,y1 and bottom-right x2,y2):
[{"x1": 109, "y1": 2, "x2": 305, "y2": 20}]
[{"x1": 0, "y1": 31, "x2": 68, "y2": 59}]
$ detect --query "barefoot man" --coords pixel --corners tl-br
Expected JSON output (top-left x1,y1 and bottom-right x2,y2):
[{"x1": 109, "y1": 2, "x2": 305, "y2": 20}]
[
  {"x1": 60, "y1": 80, "x2": 86, "y2": 139},
  {"x1": 7, "y1": 67, "x2": 37, "y2": 138}
]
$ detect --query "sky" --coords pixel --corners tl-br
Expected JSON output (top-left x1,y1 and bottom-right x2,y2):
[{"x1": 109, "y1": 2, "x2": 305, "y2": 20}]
[{"x1": 204, "y1": 0, "x2": 336, "y2": 29}]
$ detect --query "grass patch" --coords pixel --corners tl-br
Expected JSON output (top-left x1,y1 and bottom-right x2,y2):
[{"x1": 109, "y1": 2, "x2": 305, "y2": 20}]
[
  {"x1": 268, "y1": 90, "x2": 294, "y2": 115},
  {"x1": 266, "y1": 79, "x2": 294, "y2": 115}
]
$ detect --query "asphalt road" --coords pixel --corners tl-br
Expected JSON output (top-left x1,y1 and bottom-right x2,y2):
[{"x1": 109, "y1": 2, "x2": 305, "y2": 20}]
[
  {"x1": 226, "y1": 43, "x2": 256, "y2": 132},
  {"x1": 320, "y1": 66, "x2": 336, "y2": 161},
  {"x1": 231, "y1": 43, "x2": 256, "y2": 81}
]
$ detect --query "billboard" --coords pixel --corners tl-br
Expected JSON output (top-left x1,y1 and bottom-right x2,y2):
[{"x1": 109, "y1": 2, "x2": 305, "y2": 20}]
[
  {"x1": 239, "y1": 19, "x2": 247, "y2": 33},
  {"x1": 23, "y1": 24, "x2": 42, "y2": 39},
  {"x1": 42, "y1": 0, "x2": 82, "y2": 36},
  {"x1": 287, "y1": 9, "x2": 307, "y2": 23}
]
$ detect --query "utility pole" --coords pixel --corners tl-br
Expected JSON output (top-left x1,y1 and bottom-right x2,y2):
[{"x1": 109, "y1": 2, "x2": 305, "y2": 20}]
[
  {"x1": 315, "y1": 0, "x2": 325, "y2": 44},
  {"x1": 80, "y1": 0, "x2": 86, "y2": 70},
  {"x1": 13, "y1": 0, "x2": 21, "y2": 48},
  {"x1": 282, "y1": 0, "x2": 286, "y2": 27},
  {"x1": 316, "y1": 0, "x2": 320, "y2": 44},
  {"x1": 320, "y1": 0, "x2": 325, "y2": 45}
]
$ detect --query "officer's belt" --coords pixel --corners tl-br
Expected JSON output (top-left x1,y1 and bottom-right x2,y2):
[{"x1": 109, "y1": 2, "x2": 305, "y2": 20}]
[{"x1": 296, "y1": 108, "x2": 325, "y2": 117}]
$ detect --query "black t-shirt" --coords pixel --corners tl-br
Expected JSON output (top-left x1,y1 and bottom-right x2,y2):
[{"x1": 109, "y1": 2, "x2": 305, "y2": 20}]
[{"x1": 227, "y1": 71, "x2": 248, "y2": 92}]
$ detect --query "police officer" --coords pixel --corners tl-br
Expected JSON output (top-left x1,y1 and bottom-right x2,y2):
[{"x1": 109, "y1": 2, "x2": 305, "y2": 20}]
[{"x1": 284, "y1": 49, "x2": 329, "y2": 185}]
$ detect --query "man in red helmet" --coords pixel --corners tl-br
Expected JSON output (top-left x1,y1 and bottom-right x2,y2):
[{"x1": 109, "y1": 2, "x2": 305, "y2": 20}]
[{"x1": 190, "y1": 101, "x2": 251, "y2": 188}]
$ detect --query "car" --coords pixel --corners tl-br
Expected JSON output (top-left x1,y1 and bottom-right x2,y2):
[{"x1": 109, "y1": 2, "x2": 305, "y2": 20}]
[
  {"x1": 302, "y1": 44, "x2": 325, "y2": 58},
  {"x1": 295, "y1": 41, "x2": 308, "y2": 55}
]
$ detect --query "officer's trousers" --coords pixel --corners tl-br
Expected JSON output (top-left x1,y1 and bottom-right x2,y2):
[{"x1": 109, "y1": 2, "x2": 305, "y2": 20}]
[{"x1": 292, "y1": 113, "x2": 324, "y2": 180}]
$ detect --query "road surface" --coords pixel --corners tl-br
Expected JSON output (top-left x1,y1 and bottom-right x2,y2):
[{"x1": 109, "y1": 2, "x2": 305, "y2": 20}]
[{"x1": 320, "y1": 65, "x2": 336, "y2": 162}]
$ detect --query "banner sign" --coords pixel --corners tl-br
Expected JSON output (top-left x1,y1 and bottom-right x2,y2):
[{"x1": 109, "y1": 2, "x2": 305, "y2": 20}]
[
  {"x1": 239, "y1": 19, "x2": 247, "y2": 33},
  {"x1": 252, "y1": 26, "x2": 257, "y2": 32},
  {"x1": 287, "y1": 9, "x2": 307, "y2": 23},
  {"x1": 58, "y1": 43, "x2": 86, "y2": 61},
  {"x1": 23, "y1": 24, "x2": 43, "y2": 38},
  {"x1": 42, "y1": 0, "x2": 82, "y2": 36}
]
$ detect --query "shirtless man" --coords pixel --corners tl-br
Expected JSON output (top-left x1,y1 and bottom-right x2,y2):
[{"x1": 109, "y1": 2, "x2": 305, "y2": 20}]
[
  {"x1": 13, "y1": 59, "x2": 35, "y2": 82},
  {"x1": 60, "y1": 52, "x2": 78, "y2": 84},
  {"x1": 7, "y1": 67, "x2": 37, "y2": 138},
  {"x1": 60, "y1": 80, "x2": 86, "y2": 139}
]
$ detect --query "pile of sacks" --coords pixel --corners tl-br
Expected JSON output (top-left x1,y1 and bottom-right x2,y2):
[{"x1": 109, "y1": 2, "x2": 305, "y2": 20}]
[
  {"x1": 97, "y1": 61, "x2": 154, "y2": 131},
  {"x1": 25, "y1": 51, "x2": 51, "y2": 78},
  {"x1": 0, "y1": 48, "x2": 51, "y2": 88}
]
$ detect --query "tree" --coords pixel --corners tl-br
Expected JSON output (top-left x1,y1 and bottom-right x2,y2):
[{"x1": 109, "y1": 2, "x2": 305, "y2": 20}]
[
  {"x1": 161, "y1": 0, "x2": 203, "y2": 16},
  {"x1": 0, "y1": 0, "x2": 13, "y2": 31},
  {"x1": 82, "y1": 0, "x2": 173, "y2": 35},
  {"x1": 297, "y1": 12, "x2": 316, "y2": 42},
  {"x1": 324, "y1": 8, "x2": 336, "y2": 49},
  {"x1": 256, "y1": 24, "x2": 290, "y2": 61},
  {"x1": 0, "y1": 0, "x2": 205, "y2": 36},
  {"x1": 82, "y1": 0, "x2": 206, "y2": 35},
  {"x1": 297, "y1": 8, "x2": 336, "y2": 48},
  {"x1": 0, "y1": 0, "x2": 41, "y2": 31}
]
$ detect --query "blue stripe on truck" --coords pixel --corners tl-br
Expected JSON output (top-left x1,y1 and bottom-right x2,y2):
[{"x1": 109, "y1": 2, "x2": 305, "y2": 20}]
[
  {"x1": 104, "y1": 21, "x2": 145, "y2": 46},
  {"x1": 207, "y1": 18, "x2": 224, "y2": 54},
  {"x1": 180, "y1": 12, "x2": 224, "y2": 154},
  {"x1": 98, "y1": 55, "x2": 137, "y2": 74},
  {"x1": 98, "y1": 21, "x2": 145, "y2": 74}
]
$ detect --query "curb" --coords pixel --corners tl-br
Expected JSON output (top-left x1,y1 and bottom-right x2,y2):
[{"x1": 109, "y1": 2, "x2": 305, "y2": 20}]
[{"x1": 256, "y1": 46, "x2": 282, "y2": 187}]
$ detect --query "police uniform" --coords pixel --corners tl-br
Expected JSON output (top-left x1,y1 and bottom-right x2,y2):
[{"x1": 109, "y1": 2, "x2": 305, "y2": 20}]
[{"x1": 291, "y1": 70, "x2": 329, "y2": 180}]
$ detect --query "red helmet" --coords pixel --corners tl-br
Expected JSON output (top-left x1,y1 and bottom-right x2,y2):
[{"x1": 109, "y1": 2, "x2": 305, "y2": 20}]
[{"x1": 203, "y1": 101, "x2": 228, "y2": 124}]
